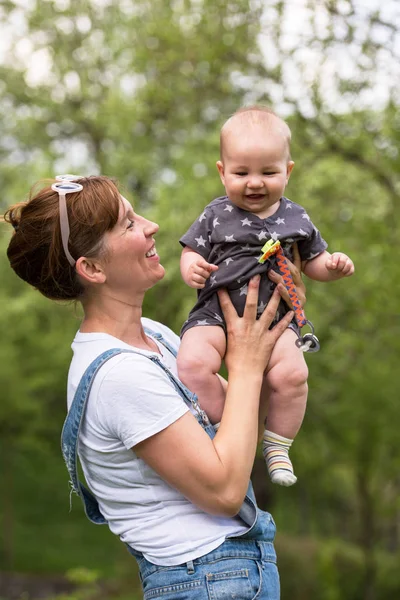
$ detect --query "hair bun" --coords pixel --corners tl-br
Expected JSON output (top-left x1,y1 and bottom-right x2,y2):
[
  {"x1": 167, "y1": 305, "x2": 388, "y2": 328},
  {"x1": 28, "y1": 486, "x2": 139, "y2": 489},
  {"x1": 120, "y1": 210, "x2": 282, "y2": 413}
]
[{"x1": 10, "y1": 210, "x2": 19, "y2": 232}]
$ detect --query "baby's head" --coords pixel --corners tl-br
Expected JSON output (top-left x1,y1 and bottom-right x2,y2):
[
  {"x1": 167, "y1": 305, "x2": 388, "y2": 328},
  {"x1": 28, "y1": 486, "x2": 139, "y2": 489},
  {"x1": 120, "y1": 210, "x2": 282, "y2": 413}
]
[
  {"x1": 217, "y1": 106, "x2": 294, "y2": 217},
  {"x1": 220, "y1": 106, "x2": 292, "y2": 161}
]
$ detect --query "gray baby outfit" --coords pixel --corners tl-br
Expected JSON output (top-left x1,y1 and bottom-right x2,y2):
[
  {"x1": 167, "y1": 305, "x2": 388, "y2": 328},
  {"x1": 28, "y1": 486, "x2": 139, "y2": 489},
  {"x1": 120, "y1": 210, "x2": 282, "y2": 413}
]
[{"x1": 179, "y1": 196, "x2": 327, "y2": 337}]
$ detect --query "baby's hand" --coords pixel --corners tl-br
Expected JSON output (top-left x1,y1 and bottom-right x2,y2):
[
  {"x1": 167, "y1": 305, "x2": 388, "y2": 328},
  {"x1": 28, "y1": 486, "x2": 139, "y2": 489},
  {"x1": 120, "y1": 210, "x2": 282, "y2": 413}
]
[
  {"x1": 326, "y1": 252, "x2": 354, "y2": 278},
  {"x1": 187, "y1": 257, "x2": 218, "y2": 288}
]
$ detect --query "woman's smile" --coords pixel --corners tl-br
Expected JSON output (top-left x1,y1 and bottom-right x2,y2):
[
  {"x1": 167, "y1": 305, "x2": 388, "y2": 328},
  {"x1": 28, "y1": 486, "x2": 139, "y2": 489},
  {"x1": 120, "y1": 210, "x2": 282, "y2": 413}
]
[{"x1": 145, "y1": 244, "x2": 158, "y2": 258}]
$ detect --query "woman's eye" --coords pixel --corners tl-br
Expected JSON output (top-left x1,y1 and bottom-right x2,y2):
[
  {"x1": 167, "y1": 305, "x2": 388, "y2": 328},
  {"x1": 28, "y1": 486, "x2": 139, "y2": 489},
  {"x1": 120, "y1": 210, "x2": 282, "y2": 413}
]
[{"x1": 127, "y1": 219, "x2": 134, "y2": 229}]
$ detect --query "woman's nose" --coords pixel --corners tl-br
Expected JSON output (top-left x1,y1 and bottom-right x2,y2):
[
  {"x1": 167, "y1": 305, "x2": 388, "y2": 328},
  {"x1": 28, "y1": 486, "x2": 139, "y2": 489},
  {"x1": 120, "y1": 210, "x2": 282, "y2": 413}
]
[{"x1": 143, "y1": 219, "x2": 159, "y2": 236}]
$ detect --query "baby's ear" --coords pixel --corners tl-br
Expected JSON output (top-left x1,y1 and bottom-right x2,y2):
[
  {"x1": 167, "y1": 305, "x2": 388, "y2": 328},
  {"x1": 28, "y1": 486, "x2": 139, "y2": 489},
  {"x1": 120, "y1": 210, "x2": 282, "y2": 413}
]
[{"x1": 216, "y1": 161, "x2": 225, "y2": 184}]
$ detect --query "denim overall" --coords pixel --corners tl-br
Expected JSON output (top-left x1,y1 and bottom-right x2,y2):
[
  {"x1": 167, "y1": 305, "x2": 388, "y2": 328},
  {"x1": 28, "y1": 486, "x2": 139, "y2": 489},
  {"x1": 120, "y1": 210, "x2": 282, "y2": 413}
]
[{"x1": 61, "y1": 327, "x2": 280, "y2": 599}]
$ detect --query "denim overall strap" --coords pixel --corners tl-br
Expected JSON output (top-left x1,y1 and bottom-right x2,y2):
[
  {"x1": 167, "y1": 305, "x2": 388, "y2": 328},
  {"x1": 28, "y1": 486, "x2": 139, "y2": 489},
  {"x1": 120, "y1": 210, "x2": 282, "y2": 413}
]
[
  {"x1": 144, "y1": 327, "x2": 210, "y2": 427},
  {"x1": 62, "y1": 348, "x2": 128, "y2": 525},
  {"x1": 143, "y1": 327, "x2": 178, "y2": 356}
]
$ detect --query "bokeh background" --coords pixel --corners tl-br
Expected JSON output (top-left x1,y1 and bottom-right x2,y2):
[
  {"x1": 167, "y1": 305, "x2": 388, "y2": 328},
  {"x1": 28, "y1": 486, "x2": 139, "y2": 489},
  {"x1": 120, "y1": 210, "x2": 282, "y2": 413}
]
[{"x1": 0, "y1": 1, "x2": 399, "y2": 599}]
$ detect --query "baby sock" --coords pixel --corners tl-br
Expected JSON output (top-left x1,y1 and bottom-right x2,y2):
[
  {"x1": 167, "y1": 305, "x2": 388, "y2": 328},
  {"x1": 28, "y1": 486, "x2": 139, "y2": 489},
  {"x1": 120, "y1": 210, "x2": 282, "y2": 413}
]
[{"x1": 262, "y1": 430, "x2": 297, "y2": 486}]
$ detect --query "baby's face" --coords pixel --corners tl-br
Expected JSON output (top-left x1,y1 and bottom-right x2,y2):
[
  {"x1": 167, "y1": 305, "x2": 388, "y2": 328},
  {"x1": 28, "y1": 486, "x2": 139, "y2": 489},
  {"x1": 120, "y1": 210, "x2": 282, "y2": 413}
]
[{"x1": 217, "y1": 125, "x2": 294, "y2": 219}]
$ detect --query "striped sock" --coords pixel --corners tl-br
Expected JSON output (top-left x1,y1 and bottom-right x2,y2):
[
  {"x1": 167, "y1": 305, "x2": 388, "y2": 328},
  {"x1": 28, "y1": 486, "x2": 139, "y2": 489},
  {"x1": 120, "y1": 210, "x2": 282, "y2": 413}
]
[{"x1": 262, "y1": 430, "x2": 297, "y2": 486}]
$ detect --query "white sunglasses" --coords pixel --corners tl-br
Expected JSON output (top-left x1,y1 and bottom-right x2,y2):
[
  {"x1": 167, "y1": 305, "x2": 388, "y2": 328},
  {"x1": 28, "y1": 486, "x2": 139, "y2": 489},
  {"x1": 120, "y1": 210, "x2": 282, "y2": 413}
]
[{"x1": 51, "y1": 175, "x2": 83, "y2": 267}]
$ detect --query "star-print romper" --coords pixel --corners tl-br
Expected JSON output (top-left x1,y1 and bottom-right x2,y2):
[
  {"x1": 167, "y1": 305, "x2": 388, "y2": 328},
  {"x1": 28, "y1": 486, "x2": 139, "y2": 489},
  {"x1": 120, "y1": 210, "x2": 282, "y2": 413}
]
[{"x1": 179, "y1": 195, "x2": 327, "y2": 337}]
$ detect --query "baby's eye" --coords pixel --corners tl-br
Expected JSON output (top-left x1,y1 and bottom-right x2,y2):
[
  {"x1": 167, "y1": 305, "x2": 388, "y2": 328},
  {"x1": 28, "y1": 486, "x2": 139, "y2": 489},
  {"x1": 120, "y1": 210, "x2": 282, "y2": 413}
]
[{"x1": 235, "y1": 172, "x2": 247, "y2": 176}]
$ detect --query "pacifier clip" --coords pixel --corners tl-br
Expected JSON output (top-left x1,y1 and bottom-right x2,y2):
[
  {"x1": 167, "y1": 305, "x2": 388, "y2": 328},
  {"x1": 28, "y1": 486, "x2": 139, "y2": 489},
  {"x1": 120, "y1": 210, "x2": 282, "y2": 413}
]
[{"x1": 258, "y1": 240, "x2": 320, "y2": 353}]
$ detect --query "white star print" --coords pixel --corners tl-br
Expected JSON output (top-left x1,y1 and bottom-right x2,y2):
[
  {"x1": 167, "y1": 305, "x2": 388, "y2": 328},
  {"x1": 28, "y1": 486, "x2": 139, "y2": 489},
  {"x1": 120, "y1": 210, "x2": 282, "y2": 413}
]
[
  {"x1": 197, "y1": 319, "x2": 209, "y2": 325},
  {"x1": 195, "y1": 235, "x2": 207, "y2": 247},
  {"x1": 257, "y1": 301, "x2": 267, "y2": 315},
  {"x1": 210, "y1": 275, "x2": 217, "y2": 286},
  {"x1": 286, "y1": 238, "x2": 294, "y2": 243},
  {"x1": 239, "y1": 284, "x2": 249, "y2": 296},
  {"x1": 213, "y1": 313, "x2": 223, "y2": 323},
  {"x1": 241, "y1": 217, "x2": 252, "y2": 226},
  {"x1": 224, "y1": 204, "x2": 234, "y2": 212},
  {"x1": 225, "y1": 234, "x2": 236, "y2": 242},
  {"x1": 275, "y1": 218, "x2": 285, "y2": 225},
  {"x1": 199, "y1": 212, "x2": 206, "y2": 222},
  {"x1": 224, "y1": 257, "x2": 234, "y2": 265},
  {"x1": 213, "y1": 217, "x2": 220, "y2": 227},
  {"x1": 307, "y1": 251, "x2": 321, "y2": 260},
  {"x1": 241, "y1": 244, "x2": 251, "y2": 251},
  {"x1": 286, "y1": 204, "x2": 292, "y2": 209},
  {"x1": 257, "y1": 230, "x2": 268, "y2": 241},
  {"x1": 270, "y1": 231, "x2": 279, "y2": 241},
  {"x1": 297, "y1": 229, "x2": 307, "y2": 236},
  {"x1": 302, "y1": 213, "x2": 310, "y2": 221}
]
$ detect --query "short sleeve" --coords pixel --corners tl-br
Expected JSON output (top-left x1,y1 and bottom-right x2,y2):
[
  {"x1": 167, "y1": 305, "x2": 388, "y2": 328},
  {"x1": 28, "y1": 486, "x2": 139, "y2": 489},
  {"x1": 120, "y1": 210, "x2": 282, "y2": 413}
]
[
  {"x1": 179, "y1": 209, "x2": 213, "y2": 260},
  {"x1": 96, "y1": 355, "x2": 189, "y2": 449},
  {"x1": 297, "y1": 219, "x2": 328, "y2": 261}
]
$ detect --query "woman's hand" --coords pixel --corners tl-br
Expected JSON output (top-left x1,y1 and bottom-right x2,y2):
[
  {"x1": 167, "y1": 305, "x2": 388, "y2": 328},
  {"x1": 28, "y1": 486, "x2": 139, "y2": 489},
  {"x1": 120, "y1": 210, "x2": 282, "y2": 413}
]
[
  {"x1": 268, "y1": 242, "x2": 306, "y2": 309},
  {"x1": 218, "y1": 275, "x2": 294, "y2": 376}
]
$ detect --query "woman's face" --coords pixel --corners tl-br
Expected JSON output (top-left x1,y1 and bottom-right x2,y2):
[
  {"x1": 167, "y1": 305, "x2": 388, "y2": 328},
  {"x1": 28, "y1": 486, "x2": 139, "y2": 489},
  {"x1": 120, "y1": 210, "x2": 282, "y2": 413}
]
[{"x1": 102, "y1": 197, "x2": 165, "y2": 295}]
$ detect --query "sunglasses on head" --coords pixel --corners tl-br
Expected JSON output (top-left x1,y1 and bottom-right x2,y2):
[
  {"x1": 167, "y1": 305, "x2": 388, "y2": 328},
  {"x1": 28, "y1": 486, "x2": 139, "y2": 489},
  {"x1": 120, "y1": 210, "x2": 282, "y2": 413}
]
[{"x1": 51, "y1": 174, "x2": 83, "y2": 267}]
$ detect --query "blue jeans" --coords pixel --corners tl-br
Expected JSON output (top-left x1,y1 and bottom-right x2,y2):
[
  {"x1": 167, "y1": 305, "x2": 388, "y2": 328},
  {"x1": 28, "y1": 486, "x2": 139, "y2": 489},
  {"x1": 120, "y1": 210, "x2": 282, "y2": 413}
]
[{"x1": 128, "y1": 514, "x2": 279, "y2": 599}]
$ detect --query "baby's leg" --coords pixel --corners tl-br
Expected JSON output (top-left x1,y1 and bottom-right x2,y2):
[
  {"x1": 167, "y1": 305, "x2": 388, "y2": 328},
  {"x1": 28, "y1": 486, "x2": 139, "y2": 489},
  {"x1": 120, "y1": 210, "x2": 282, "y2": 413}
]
[
  {"x1": 177, "y1": 326, "x2": 226, "y2": 424},
  {"x1": 261, "y1": 328, "x2": 309, "y2": 486}
]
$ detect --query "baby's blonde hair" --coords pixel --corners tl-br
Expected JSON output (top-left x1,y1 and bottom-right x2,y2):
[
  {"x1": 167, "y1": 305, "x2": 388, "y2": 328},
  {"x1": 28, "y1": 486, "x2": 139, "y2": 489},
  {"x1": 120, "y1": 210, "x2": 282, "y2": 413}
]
[{"x1": 220, "y1": 105, "x2": 292, "y2": 160}]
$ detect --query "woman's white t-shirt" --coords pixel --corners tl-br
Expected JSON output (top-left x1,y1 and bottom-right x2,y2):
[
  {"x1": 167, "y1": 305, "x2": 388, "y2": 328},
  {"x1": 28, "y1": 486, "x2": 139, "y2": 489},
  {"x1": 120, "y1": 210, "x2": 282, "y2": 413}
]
[{"x1": 67, "y1": 317, "x2": 247, "y2": 566}]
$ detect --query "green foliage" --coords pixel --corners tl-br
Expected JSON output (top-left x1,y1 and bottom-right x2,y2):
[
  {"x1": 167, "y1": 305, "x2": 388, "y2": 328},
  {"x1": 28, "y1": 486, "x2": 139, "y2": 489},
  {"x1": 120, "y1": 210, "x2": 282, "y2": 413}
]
[
  {"x1": 0, "y1": 0, "x2": 264, "y2": 193},
  {"x1": 0, "y1": 1, "x2": 399, "y2": 599}
]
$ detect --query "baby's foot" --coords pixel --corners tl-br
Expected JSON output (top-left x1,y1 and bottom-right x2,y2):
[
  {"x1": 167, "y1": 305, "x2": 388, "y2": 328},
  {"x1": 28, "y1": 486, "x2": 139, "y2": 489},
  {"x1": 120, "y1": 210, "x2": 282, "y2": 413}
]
[{"x1": 263, "y1": 430, "x2": 297, "y2": 487}]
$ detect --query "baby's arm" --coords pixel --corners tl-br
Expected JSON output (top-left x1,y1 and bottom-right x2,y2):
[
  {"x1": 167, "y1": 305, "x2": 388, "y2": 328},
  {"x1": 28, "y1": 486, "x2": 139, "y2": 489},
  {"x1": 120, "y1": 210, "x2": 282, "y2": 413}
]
[
  {"x1": 303, "y1": 250, "x2": 354, "y2": 282},
  {"x1": 180, "y1": 246, "x2": 218, "y2": 289}
]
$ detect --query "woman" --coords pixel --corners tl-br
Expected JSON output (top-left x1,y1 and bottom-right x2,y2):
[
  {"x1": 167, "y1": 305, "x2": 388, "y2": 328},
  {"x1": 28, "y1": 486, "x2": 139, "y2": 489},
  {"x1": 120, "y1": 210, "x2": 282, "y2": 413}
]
[{"x1": 4, "y1": 175, "x2": 305, "y2": 599}]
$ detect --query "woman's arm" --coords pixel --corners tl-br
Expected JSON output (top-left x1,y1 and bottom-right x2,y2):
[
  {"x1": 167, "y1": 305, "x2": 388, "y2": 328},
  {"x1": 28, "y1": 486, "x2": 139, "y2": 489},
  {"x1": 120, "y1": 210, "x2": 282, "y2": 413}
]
[
  {"x1": 214, "y1": 245, "x2": 307, "y2": 429},
  {"x1": 134, "y1": 278, "x2": 294, "y2": 517}
]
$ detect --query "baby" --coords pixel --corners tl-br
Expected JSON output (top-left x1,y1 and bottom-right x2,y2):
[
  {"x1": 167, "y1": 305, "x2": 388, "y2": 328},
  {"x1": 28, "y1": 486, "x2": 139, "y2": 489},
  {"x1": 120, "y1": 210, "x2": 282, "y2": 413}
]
[{"x1": 178, "y1": 106, "x2": 354, "y2": 486}]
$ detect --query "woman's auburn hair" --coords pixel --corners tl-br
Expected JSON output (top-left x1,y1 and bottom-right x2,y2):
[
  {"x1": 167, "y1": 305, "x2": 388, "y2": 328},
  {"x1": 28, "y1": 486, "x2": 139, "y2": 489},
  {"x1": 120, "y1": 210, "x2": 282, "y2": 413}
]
[{"x1": 3, "y1": 176, "x2": 122, "y2": 301}]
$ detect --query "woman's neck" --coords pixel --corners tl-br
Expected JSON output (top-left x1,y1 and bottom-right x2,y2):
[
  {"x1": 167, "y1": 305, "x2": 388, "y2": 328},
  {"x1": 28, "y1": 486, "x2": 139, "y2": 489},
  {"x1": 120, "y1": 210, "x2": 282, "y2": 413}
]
[{"x1": 80, "y1": 291, "x2": 158, "y2": 352}]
